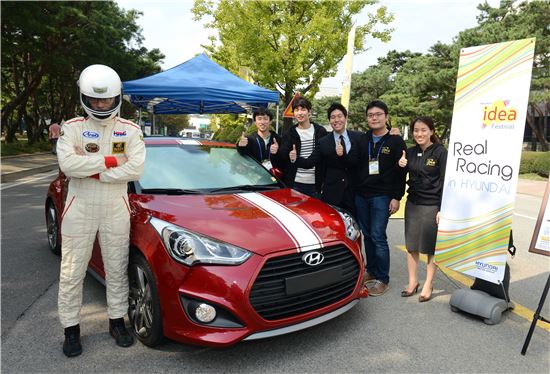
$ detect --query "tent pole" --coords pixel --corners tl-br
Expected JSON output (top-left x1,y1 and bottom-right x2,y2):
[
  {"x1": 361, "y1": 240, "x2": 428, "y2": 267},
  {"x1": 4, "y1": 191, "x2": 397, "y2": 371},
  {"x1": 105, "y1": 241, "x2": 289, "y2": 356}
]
[
  {"x1": 275, "y1": 104, "x2": 279, "y2": 134},
  {"x1": 152, "y1": 113, "x2": 155, "y2": 135}
]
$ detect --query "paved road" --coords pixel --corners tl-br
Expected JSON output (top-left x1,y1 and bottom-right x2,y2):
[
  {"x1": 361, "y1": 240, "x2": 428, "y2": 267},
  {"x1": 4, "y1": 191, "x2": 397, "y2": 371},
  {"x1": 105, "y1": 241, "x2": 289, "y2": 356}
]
[
  {"x1": 1, "y1": 174, "x2": 549, "y2": 373},
  {"x1": 1, "y1": 170, "x2": 61, "y2": 337}
]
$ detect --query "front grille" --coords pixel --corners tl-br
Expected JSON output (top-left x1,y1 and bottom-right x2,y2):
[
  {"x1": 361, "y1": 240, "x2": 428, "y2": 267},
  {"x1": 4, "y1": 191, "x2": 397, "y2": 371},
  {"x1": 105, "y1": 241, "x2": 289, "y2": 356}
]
[{"x1": 249, "y1": 245, "x2": 360, "y2": 321}]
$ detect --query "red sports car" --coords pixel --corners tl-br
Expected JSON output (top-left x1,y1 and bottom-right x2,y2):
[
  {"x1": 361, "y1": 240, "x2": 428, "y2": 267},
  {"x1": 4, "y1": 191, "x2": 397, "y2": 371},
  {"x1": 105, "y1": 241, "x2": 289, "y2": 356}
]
[{"x1": 45, "y1": 137, "x2": 366, "y2": 347}]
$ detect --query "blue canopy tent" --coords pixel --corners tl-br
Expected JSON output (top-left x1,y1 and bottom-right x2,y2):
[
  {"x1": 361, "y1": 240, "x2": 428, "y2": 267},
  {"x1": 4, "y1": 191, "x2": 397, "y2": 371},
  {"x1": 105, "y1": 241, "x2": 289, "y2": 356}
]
[{"x1": 122, "y1": 53, "x2": 279, "y2": 116}]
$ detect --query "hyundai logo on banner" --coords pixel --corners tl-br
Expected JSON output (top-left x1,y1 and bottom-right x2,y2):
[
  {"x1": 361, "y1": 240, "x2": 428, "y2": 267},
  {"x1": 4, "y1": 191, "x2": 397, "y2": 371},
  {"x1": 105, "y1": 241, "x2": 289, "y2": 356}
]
[{"x1": 302, "y1": 251, "x2": 324, "y2": 266}]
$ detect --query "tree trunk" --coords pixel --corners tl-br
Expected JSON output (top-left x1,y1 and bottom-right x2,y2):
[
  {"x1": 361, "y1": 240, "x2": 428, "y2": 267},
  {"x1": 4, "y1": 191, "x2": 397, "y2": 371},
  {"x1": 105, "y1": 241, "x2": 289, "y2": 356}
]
[
  {"x1": 533, "y1": 104, "x2": 549, "y2": 151},
  {"x1": 527, "y1": 105, "x2": 549, "y2": 151},
  {"x1": 1, "y1": 65, "x2": 45, "y2": 143},
  {"x1": 281, "y1": 89, "x2": 294, "y2": 134}
]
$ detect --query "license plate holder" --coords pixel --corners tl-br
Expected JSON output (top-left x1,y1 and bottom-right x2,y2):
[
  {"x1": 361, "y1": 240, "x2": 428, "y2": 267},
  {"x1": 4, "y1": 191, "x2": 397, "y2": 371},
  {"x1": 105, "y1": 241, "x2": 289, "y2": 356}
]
[{"x1": 285, "y1": 266, "x2": 343, "y2": 296}]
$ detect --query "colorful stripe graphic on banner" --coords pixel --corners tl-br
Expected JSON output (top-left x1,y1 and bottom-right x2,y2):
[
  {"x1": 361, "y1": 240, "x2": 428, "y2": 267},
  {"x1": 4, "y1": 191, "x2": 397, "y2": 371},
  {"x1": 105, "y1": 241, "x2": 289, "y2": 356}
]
[
  {"x1": 435, "y1": 38, "x2": 535, "y2": 284},
  {"x1": 454, "y1": 38, "x2": 535, "y2": 109},
  {"x1": 436, "y1": 204, "x2": 512, "y2": 274}
]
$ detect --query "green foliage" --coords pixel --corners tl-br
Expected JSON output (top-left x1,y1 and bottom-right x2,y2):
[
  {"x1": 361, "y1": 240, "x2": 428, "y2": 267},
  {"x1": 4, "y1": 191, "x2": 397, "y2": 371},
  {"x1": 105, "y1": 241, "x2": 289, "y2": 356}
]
[
  {"x1": 192, "y1": 0, "x2": 394, "y2": 132},
  {"x1": 379, "y1": 43, "x2": 457, "y2": 138},
  {"x1": 212, "y1": 114, "x2": 248, "y2": 142},
  {"x1": 349, "y1": 50, "x2": 426, "y2": 131},
  {"x1": 155, "y1": 115, "x2": 190, "y2": 136},
  {"x1": 520, "y1": 151, "x2": 550, "y2": 177},
  {"x1": 1, "y1": 139, "x2": 51, "y2": 156},
  {"x1": 1, "y1": 1, "x2": 164, "y2": 144},
  {"x1": 455, "y1": 0, "x2": 549, "y2": 150},
  {"x1": 532, "y1": 152, "x2": 550, "y2": 177},
  {"x1": 349, "y1": 0, "x2": 548, "y2": 147},
  {"x1": 311, "y1": 95, "x2": 340, "y2": 126}
]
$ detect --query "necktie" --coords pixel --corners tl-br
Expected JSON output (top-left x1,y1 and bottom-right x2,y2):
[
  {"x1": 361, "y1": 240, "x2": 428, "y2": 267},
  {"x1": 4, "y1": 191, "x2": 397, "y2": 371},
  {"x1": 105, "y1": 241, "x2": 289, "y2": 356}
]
[{"x1": 339, "y1": 135, "x2": 347, "y2": 155}]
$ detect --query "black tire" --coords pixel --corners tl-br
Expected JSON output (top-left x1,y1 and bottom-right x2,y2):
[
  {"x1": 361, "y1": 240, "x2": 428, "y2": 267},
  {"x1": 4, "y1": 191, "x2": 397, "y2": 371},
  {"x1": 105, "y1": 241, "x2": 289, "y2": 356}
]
[
  {"x1": 128, "y1": 252, "x2": 164, "y2": 347},
  {"x1": 45, "y1": 200, "x2": 61, "y2": 255}
]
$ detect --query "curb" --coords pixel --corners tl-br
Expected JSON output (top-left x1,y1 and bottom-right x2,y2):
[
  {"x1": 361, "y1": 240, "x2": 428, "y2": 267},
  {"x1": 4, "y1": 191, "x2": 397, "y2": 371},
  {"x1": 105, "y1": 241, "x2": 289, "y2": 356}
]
[
  {"x1": 1, "y1": 152, "x2": 53, "y2": 160},
  {"x1": 1, "y1": 164, "x2": 59, "y2": 183}
]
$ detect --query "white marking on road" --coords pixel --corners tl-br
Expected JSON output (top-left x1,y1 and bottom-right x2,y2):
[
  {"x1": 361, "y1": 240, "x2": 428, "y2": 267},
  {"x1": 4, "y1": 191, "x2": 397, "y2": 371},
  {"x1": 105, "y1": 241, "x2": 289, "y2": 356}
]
[
  {"x1": 513, "y1": 213, "x2": 536, "y2": 220},
  {"x1": 1, "y1": 171, "x2": 58, "y2": 191}
]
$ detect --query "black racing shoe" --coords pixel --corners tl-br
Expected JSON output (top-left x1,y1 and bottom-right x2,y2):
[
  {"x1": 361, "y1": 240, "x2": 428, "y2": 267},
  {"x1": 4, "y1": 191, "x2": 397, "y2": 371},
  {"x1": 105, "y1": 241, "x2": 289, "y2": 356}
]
[
  {"x1": 63, "y1": 324, "x2": 82, "y2": 357},
  {"x1": 109, "y1": 318, "x2": 134, "y2": 347}
]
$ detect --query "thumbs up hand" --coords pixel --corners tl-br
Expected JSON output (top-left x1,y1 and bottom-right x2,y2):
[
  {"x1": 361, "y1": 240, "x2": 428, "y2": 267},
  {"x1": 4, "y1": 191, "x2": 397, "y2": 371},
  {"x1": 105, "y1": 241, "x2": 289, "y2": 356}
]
[
  {"x1": 289, "y1": 144, "x2": 297, "y2": 163},
  {"x1": 398, "y1": 150, "x2": 407, "y2": 168},
  {"x1": 335, "y1": 139, "x2": 344, "y2": 157},
  {"x1": 270, "y1": 137, "x2": 279, "y2": 154},
  {"x1": 238, "y1": 132, "x2": 248, "y2": 147}
]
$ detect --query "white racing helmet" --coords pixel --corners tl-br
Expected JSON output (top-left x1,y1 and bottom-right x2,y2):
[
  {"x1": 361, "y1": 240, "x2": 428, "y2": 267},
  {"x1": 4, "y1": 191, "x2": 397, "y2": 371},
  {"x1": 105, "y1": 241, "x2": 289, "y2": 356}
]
[{"x1": 78, "y1": 64, "x2": 122, "y2": 121}]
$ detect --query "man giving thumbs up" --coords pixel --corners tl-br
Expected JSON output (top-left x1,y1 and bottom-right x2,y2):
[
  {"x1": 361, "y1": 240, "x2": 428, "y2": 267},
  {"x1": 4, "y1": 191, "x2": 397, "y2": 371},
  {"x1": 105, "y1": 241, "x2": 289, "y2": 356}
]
[{"x1": 236, "y1": 108, "x2": 281, "y2": 169}]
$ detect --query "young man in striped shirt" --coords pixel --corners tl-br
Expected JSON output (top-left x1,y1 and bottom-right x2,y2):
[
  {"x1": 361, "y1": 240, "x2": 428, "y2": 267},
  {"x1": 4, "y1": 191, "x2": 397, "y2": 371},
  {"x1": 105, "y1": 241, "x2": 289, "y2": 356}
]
[{"x1": 278, "y1": 97, "x2": 327, "y2": 198}]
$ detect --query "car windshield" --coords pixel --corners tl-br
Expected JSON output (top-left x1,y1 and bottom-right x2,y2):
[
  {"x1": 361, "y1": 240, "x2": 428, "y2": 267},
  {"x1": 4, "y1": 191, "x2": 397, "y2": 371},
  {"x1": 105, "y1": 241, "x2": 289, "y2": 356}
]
[{"x1": 136, "y1": 144, "x2": 281, "y2": 193}]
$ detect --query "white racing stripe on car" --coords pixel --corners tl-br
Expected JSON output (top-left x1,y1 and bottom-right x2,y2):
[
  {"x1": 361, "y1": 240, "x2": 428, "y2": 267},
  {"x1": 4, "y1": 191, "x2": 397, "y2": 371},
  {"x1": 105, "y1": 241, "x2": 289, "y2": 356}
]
[
  {"x1": 237, "y1": 192, "x2": 322, "y2": 252},
  {"x1": 177, "y1": 139, "x2": 201, "y2": 145}
]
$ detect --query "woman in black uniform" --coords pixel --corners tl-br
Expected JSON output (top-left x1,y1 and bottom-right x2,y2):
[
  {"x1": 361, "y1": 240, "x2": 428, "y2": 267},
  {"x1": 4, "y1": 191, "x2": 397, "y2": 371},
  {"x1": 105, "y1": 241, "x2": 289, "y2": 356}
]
[{"x1": 398, "y1": 116, "x2": 447, "y2": 302}]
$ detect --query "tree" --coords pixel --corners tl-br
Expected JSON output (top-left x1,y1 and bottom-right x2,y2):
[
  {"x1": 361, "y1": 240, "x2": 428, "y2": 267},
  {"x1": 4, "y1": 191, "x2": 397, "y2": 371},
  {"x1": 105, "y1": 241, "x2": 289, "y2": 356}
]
[
  {"x1": 156, "y1": 115, "x2": 190, "y2": 136},
  {"x1": 349, "y1": 63, "x2": 393, "y2": 130},
  {"x1": 192, "y1": 0, "x2": 393, "y2": 132},
  {"x1": 380, "y1": 43, "x2": 457, "y2": 139},
  {"x1": 311, "y1": 95, "x2": 340, "y2": 126},
  {"x1": 1, "y1": 1, "x2": 164, "y2": 143},
  {"x1": 348, "y1": 50, "x2": 425, "y2": 131},
  {"x1": 456, "y1": 0, "x2": 550, "y2": 151}
]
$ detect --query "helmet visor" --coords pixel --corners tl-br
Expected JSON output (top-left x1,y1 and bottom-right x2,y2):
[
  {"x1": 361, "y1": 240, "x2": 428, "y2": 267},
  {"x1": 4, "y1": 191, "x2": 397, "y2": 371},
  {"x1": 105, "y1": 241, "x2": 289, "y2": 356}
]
[{"x1": 81, "y1": 94, "x2": 121, "y2": 119}]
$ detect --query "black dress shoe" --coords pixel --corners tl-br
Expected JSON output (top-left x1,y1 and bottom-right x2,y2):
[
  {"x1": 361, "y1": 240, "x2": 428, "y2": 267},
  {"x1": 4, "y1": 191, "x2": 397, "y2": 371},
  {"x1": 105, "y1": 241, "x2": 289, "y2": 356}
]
[
  {"x1": 109, "y1": 318, "x2": 134, "y2": 347},
  {"x1": 63, "y1": 324, "x2": 82, "y2": 357},
  {"x1": 401, "y1": 283, "x2": 420, "y2": 297}
]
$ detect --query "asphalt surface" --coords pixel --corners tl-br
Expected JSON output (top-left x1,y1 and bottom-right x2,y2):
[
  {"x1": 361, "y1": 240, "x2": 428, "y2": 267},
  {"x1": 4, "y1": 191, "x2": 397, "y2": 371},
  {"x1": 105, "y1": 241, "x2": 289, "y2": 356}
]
[{"x1": 1, "y1": 153, "x2": 549, "y2": 373}]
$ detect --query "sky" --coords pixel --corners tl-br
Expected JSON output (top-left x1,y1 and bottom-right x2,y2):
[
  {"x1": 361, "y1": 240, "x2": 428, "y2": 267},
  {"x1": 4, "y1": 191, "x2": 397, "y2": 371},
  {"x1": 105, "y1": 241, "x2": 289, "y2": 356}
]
[{"x1": 116, "y1": 0, "x2": 500, "y2": 96}]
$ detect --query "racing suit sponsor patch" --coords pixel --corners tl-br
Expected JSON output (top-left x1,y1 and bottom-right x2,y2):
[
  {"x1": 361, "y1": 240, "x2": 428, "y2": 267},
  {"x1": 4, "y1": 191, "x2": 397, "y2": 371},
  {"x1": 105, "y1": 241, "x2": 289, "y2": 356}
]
[
  {"x1": 113, "y1": 131, "x2": 127, "y2": 137},
  {"x1": 85, "y1": 143, "x2": 100, "y2": 153},
  {"x1": 82, "y1": 131, "x2": 100, "y2": 139},
  {"x1": 112, "y1": 142, "x2": 126, "y2": 154}
]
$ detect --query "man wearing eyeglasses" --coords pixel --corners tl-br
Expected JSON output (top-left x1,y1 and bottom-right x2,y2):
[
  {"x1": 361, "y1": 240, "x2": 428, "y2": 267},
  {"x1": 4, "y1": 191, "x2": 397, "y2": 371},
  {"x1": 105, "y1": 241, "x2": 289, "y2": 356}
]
[{"x1": 354, "y1": 99, "x2": 406, "y2": 297}]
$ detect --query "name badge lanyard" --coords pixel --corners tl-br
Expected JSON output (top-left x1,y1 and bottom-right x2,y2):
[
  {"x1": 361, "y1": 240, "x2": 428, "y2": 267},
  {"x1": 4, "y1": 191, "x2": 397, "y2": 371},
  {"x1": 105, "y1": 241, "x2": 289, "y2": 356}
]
[
  {"x1": 368, "y1": 138, "x2": 386, "y2": 175},
  {"x1": 256, "y1": 137, "x2": 265, "y2": 161},
  {"x1": 368, "y1": 138, "x2": 386, "y2": 161}
]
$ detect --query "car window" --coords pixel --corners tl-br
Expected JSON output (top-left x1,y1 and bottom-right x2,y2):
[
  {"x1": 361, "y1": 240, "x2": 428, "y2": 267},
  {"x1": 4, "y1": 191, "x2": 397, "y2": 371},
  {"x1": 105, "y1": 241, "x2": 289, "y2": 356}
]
[{"x1": 138, "y1": 145, "x2": 279, "y2": 191}]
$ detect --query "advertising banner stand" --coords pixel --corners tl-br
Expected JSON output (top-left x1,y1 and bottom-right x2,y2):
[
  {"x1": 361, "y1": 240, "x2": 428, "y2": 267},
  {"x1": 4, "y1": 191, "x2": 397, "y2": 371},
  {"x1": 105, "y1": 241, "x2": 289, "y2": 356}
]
[
  {"x1": 435, "y1": 38, "x2": 536, "y2": 324},
  {"x1": 449, "y1": 234, "x2": 515, "y2": 325}
]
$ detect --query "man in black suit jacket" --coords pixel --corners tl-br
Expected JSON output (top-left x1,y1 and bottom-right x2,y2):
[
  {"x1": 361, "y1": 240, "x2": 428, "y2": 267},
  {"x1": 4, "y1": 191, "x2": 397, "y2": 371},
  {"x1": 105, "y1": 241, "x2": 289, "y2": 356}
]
[{"x1": 295, "y1": 103, "x2": 360, "y2": 216}]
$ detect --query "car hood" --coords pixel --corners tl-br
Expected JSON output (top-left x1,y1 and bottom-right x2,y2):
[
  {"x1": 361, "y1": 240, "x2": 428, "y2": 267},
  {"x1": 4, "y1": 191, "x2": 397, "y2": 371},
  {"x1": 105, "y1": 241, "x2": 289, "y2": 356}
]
[{"x1": 135, "y1": 188, "x2": 345, "y2": 256}]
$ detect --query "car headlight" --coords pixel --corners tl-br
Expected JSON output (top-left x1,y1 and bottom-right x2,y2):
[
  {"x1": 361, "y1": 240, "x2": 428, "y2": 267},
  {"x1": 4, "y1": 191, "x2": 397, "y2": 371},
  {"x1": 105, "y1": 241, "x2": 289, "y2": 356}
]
[
  {"x1": 149, "y1": 217, "x2": 251, "y2": 266},
  {"x1": 333, "y1": 207, "x2": 361, "y2": 241}
]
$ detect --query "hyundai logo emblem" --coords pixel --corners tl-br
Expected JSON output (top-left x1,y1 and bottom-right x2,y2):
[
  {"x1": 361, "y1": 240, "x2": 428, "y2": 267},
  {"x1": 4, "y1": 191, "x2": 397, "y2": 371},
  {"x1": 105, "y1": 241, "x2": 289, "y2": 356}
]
[{"x1": 302, "y1": 251, "x2": 324, "y2": 266}]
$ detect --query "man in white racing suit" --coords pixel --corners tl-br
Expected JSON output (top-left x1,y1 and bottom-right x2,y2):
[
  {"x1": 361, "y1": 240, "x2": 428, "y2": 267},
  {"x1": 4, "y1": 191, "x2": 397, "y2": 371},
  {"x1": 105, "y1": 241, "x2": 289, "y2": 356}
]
[{"x1": 56, "y1": 64, "x2": 145, "y2": 357}]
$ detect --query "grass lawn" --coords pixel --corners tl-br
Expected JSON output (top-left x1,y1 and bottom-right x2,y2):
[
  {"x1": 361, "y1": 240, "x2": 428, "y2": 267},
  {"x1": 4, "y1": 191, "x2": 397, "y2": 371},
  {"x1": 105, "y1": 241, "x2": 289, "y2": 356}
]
[
  {"x1": 1, "y1": 139, "x2": 51, "y2": 157},
  {"x1": 519, "y1": 173, "x2": 547, "y2": 181}
]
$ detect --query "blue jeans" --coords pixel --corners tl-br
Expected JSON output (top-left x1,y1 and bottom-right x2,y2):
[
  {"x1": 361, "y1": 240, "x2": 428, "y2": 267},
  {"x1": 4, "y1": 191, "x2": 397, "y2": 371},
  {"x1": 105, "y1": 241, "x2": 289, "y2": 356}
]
[
  {"x1": 355, "y1": 194, "x2": 391, "y2": 284},
  {"x1": 293, "y1": 182, "x2": 320, "y2": 199}
]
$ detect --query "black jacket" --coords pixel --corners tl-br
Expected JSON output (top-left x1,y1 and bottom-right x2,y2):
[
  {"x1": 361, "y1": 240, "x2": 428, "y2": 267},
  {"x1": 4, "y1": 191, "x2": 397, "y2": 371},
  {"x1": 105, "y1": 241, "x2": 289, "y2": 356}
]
[
  {"x1": 353, "y1": 131, "x2": 407, "y2": 200},
  {"x1": 236, "y1": 131, "x2": 281, "y2": 164},
  {"x1": 296, "y1": 130, "x2": 361, "y2": 214},
  {"x1": 404, "y1": 143, "x2": 447, "y2": 207},
  {"x1": 277, "y1": 123, "x2": 328, "y2": 191}
]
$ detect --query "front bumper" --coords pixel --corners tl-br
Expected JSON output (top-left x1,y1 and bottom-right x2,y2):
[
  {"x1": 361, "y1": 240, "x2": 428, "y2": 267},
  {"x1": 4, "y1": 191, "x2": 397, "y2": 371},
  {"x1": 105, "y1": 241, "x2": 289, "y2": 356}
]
[{"x1": 150, "y1": 240, "x2": 365, "y2": 347}]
